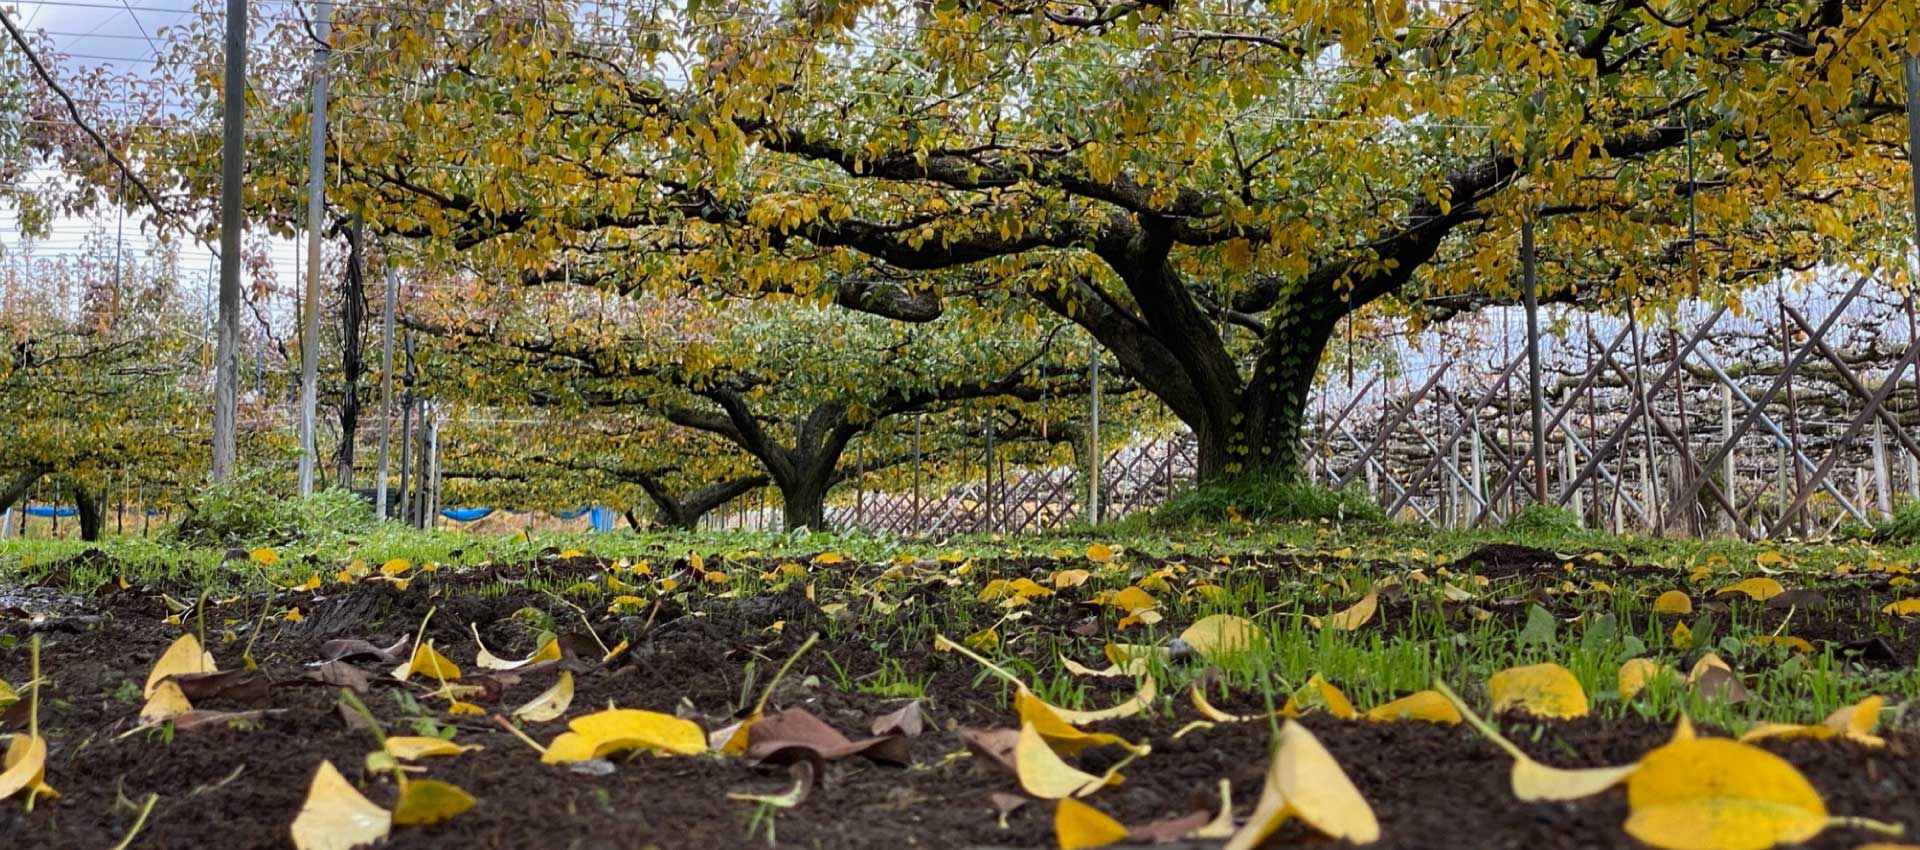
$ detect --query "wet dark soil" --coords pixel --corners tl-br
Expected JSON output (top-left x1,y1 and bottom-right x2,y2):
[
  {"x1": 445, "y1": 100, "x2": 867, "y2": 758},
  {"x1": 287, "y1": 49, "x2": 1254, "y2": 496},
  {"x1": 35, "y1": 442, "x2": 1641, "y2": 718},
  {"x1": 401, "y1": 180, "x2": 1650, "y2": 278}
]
[{"x1": 3, "y1": 549, "x2": 1918, "y2": 850}]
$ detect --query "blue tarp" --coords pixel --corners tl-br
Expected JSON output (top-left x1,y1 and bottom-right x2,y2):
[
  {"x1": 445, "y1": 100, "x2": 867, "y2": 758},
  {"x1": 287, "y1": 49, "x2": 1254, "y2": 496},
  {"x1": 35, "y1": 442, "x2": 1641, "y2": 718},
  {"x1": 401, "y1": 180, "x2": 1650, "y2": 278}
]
[
  {"x1": 22, "y1": 506, "x2": 78, "y2": 518},
  {"x1": 434, "y1": 506, "x2": 613, "y2": 529}
]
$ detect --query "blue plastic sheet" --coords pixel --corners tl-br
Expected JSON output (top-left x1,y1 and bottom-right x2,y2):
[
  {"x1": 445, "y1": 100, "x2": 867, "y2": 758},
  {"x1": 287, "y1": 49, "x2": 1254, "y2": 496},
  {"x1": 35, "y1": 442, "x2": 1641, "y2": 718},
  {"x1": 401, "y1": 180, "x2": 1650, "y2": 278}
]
[{"x1": 439, "y1": 507, "x2": 495, "y2": 522}]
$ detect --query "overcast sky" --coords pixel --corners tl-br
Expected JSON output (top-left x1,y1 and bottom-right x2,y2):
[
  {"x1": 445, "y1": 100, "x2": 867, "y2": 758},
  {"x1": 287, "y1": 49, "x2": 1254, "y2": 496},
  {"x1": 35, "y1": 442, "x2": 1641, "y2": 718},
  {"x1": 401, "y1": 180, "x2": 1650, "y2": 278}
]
[{"x1": 2, "y1": 0, "x2": 305, "y2": 333}]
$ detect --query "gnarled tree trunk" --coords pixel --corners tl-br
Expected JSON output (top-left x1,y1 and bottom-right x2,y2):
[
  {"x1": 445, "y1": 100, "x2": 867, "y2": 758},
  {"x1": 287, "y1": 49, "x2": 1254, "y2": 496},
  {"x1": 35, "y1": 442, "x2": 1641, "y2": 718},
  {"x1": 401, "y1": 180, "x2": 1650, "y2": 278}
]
[{"x1": 73, "y1": 483, "x2": 105, "y2": 541}]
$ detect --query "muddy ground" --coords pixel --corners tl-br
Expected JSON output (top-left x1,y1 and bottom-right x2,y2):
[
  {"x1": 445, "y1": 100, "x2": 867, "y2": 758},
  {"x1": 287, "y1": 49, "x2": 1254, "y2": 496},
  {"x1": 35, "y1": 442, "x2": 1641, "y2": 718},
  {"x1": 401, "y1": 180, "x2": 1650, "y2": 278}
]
[{"x1": 2, "y1": 546, "x2": 1916, "y2": 850}]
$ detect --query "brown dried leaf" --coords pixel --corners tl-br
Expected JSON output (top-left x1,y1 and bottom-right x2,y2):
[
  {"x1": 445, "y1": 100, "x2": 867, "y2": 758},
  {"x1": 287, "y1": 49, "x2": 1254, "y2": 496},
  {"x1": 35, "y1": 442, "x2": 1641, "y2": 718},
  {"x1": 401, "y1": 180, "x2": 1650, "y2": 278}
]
[
  {"x1": 746, "y1": 708, "x2": 910, "y2": 767},
  {"x1": 305, "y1": 661, "x2": 372, "y2": 694},
  {"x1": 870, "y1": 701, "x2": 926, "y2": 738},
  {"x1": 314, "y1": 637, "x2": 410, "y2": 666},
  {"x1": 173, "y1": 709, "x2": 283, "y2": 732},
  {"x1": 958, "y1": 727, "x2": 1021, "y2": 776},
  {"x1": 169, "y1": 670, "x2": 272, "y2": 705}
]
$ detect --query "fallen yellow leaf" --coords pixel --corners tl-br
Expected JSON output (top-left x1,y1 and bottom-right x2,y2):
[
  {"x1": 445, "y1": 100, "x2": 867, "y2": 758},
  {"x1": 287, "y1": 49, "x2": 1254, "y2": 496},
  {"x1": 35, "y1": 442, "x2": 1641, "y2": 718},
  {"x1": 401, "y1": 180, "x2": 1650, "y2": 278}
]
[
  {"x1": 144, "y1": 633, "x2": 218, "y2": 699},
  {"x1": 1363, "y1": 691, "x2": 1461, "y2": 724},
  {"x1": 542, "y1": 708, "x2": 706, "y2": 763},
  {"x1": 1439, "y1": 681, "x2": 1637, "y2": 802},
  {"x1": 1085, "y1": 543, "x2": 1116, "y2": 563},
  {"x1": 1178, "y1": 614, "x2": 1258, "y2": 659},
  {"x1": 1015, "y1": 722, "x2": 1115, "y2": 799},
  {"x1": 1016, "y1": 692, "x2": 1149, "y2": 757},
  {"x1": 392, "y1": 778, "x2": 475, "y2": 826},
  {"x1": 384, "y1": 737, "x2": 481, "y2": 760},
  {"x1": 1055, "y1": 798, "x2": 1129, "y2": 850},
  {"x1": 1487, "y1": 663, "x2": 1589, "y2": 719},
  {"x1": 1879, "y1": 599, "x2": 1920, "y2": 616},
  {"x1": 1109, "y1": 586, "x2": 1156, "y2": 613},
  {"x1": 1624, "y1": 738, "x2": 1829, "y2": 850},
  {"x1": 1619, "y1": 658, "x2": 1678, "y2": 701},
  {"x1": 1047, "y1": 676, "x2": 1157, "y2": 725},
  {"x1": 471, "y1": 625, "x2": 562, "y2": 670},
  {"x1": 1052, "y1": 569, "x2": 1092, "y2": 589},
  {"x1": 1654, "y1": 590, "x2": 1693, "y2": 614},
  {"x1": 0, "y1": 734, "x2": 51, "y2": 801},
  {"x1": 392, "y1": 644, "x2": 462, "y2": 682},
  {"x1": 1224, "y1": 720, "x2": 1379, "y2": 850},
  {"x1": 1671, "y1": 620, "x2": 1695, "y2": 650},
  {"x1": 512, "y1": 671, "x2": 575, "y2": 723},
  {"x1": 1323, "y1": 591, "x2": 1378, "y2": 631},
  {"x1": 290, "y1": 760, "x2": 391, "y2": 850},
  {"x1": 1750, "y1": 635, "x2": 1814, "y2": 653},
  {"x1": 1282, "y1": 674, "x2": 1358, "y2": 720},
  {"x1": 1715, "y1": 577, "x2": 1785, "y2": 601},
  {"x1": 139, "y1": 679, "x2": 193, "y2": 724}
]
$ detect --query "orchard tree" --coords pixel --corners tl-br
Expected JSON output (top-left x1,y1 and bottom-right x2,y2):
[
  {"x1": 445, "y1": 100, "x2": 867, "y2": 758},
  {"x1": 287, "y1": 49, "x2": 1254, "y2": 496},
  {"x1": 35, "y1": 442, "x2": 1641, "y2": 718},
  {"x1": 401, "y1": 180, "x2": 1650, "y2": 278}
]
[
  {"x1": 410, "y1": 276, "x2": 1095, "y2": 529},
  {"x1": 439, "y1": 411, "x2": 775, "y2": 530},
  {"x1": 90, "y1": 0, "x2": 1917, "y2": 482},
  {"x1": 0, "y1": 241, "x2": 209, "y2": 538}
]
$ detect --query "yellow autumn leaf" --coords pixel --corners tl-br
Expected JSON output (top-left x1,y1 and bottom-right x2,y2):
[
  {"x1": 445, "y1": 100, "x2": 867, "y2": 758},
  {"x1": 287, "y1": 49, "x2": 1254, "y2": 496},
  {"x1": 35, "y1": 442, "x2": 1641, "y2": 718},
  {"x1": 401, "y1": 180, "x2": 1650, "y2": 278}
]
[
  {"x1": 1191, "y1": 683, "x2": 1261, "y2": 723},
  {"x1": 392, "y1": 778, "x2": 475, "y2": 826},
  {"x1": 1008, "y1": 578, "x2": 1054, "y2": 599},
  {"x1": 140, "y1": 679, "x2": 193, "y2": 724},
  {"x1": 1487, "y1": 663, "x2": 1589, "y2": 719},
  {"x1": 811, "y1": 551, "x2": 846, "y2": 565},
  {"x1": 1323, "y1": 591, "x2": 1378, "y2": 631},
  {"x1": 392, "y1": 643, "x2": 462, "y2": 682},
  {"x1": 249, "y1": 547, "x2": 279, "y2": 566},
  {"x1": 1439, "y1": 681, "x2": 1637, "y2": 802},
  {"x1": 1056, "y1": 798, "x2": 1129, "y2": 850},
  {"x1": 144, "y1": 633, "x2": 218, "y2": 699},
  {"x1": 380, "y1": 558, "x2": 411, "y2": 576},
  {"x1": 1750, "y1": 635, "x2": 1814, "y2": 653},
  {"x1": 1653, "y1": 590, "x2": 1693, "y2": 614},
  {"x1": 542, "y1": 708, "x2": 706, "y2": 763},
  {"x1": 1224, "y1": 720, "x2": 1380, "y2": 850},
  {"x1": 1109, "y1": 586, "x2": 1156, "y2": 613},
  {"x1": 384, "y1": 737, "x2": 481, "y2": 760},
  {"x1": 512, "y1": 671, "x2": 575, "y2": 723},
  {"x1": 1016, "y1": 691, "x2": 1149, "y2": 756},
  {"x1": 0, "y1": 679, "x2": 15, "y2": 711},
  {"x1": 1048, "y1": 676, "x2": 1157, "y2": 725},
  {"x1": 1879, "y1": 599, "x2": 1920, "y2": 616},
  {"x1": 1052, "y1": 569, "x2": 1092, "y2": 589},
  {"x1": 1754, "y1": 551, "x2": 1790, "y2": 567},
  {"x1": 1825, "y1": 695, "x2": 1885, "y2": 742},
  {"x1": 1178, "y1": 614, "x2": 1258, "y2": 659},
  {"x1": 0, "y1": 734, "x2": 51, "y2": 802},
  {"x1": 1085, "y1": 543, "x2": 1116, "y2": 563},
  {"x1": 1363, "y1": 691, "x2": 1461, "y2": 724},
  {"x1": 471, "y1": 625, "x2": 562, "y2": 670},
  {"x1": 965, "y1": 627, "x2": 1000, "y2": 650},
  {"x1": 1624, "y1": 738, "x2": 1831, "y2": 850},
  {"x1": 1282, "y1": 674, "x2": 1358, "y2": 720},
  {"x1": 1016, "y1": 722, "x2": 1116, "y2": 799},
  {"x1": 290, "y1": 760, "x2": 391, "y2": 850},
  {"x1": 1619, "y1": 658, "x2": 1678, "y2": 700},
  {"x1": 1715, "y1": 577, "x2": 1785, "y2": 601},
  {"x1": 1671, "y1": 620, "x2": 1695, "y2": 650}
]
